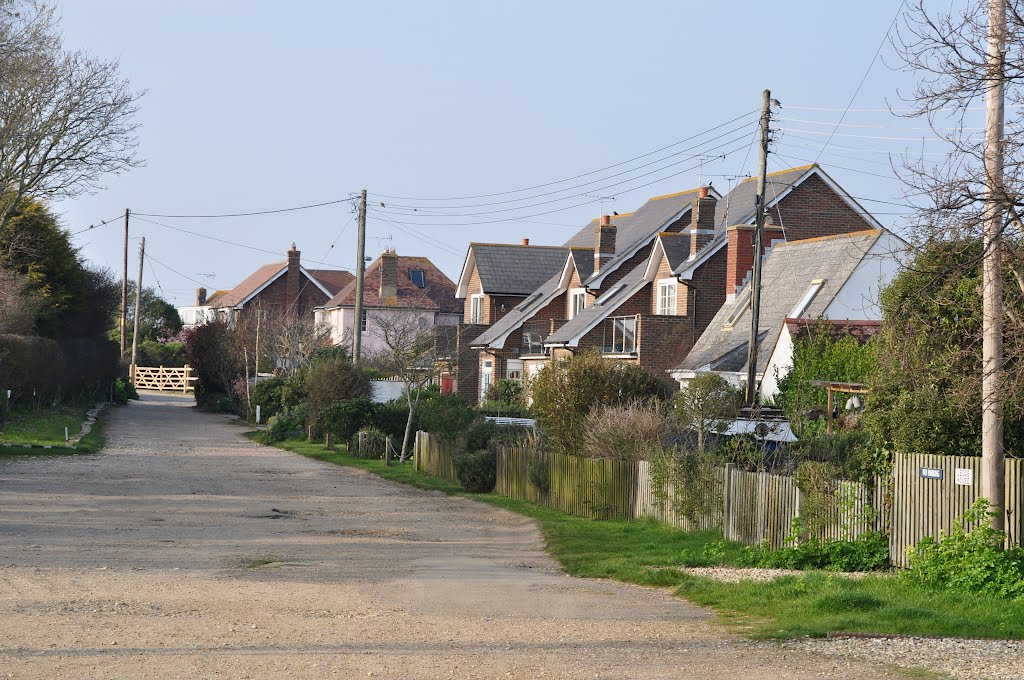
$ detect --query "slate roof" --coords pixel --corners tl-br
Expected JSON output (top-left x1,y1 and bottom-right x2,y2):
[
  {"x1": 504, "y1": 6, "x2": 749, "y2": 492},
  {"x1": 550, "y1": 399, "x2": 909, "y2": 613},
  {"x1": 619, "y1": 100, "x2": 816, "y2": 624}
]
[
  {"x1": 674, "y1": 229, "x2": 884, "y2": 377},
  {"x1": 660, "y1": 233, "x2": 693, "y2": 271},
  {"x1": 545, "y1": 259, "x2": 649, "y2": 345},
  {"x1": 322, "y1": 254, "x2": 460, "y2": 314},
  {"x1": 470, "y1": 244, "x2": 570, "y2": 295},
  {"x1": 563, "y1": 188, "x2": 702, "y2": 281},
  {"x1": 470, "y1": 248, "x2": 594, "y2": 348},
  {"x1": 714, "y1": 165, "x2": 813, "y2": 228}
]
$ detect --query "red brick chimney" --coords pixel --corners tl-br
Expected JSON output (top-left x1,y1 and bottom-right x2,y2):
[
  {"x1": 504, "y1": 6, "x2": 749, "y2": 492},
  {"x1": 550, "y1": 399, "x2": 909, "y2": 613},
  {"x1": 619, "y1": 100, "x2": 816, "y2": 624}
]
[
  {"x1": 689, "y1": 187, "x2": 718, "y2": 258},
  {"x1": 196, "y1": 287, "x2": 207, "y2": 306},
  {"x1": 725, "y1": 226, "x2": 786, "y2": 297},
  {"x1": 380, "y1": 248, "x2": 399, "y2": 303},
  {"x1": 286, "y1": 243, "x2": 301, "y2": 313},
  {"x1": 594, "y1": 215, "x2": 616, "y2": 274}
]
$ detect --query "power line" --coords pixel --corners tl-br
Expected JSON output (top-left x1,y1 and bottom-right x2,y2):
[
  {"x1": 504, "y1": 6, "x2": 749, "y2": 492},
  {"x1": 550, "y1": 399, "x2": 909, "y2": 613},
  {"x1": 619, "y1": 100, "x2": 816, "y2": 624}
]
[
  {"x1": 145, "y1": 251, "x2": 218, "y2": 287},
  {"x1": 778, "y1": 116, "x2": 984, "y2": 131},
  {"x1": 134, "y1": 196, "x2": 358, "y2": 219},
  {"x1": 812, "y1": 0, "x2": 907, "y2": 164},
  {"x1": 132, "y1": 215, "x2": 355, "y2": 271},
  {"x1": 369, "y1": 109, "x2": 758, "y2": 202},
  {"x1": 70, "y1": 214, "x2": 123, "y2": 236},
  {"x1": 367, "y1": 210, "x2": 465, "y2": 256},
  {"x1": 376, "y1": 120, "x2": 755, "y2": 211}
]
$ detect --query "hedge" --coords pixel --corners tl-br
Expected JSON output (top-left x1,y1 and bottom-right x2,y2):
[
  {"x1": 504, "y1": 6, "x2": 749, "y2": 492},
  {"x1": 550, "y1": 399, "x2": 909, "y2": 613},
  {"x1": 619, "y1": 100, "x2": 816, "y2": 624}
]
[{"x1": 0, "y1": 334, "x2": 119, "y2": 402}]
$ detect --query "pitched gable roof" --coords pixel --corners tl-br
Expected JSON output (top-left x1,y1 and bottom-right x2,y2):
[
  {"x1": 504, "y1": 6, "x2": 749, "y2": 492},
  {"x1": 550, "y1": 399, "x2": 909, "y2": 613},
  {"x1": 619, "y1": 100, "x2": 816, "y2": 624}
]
[
  {"x1": 546, "y1": 259, "x2": 650, "y2": 346},
  {"x1": 456, "y1": 243, "x2": 569, "y2": 297},
  {"x1": 211, "y1": 261, "x2": 346, "y2": 309},
  {"x1": 322, "y1": 254, "x2": 459, "y2": 313},
  {"x1": 308, "y1": 269, "x2": 354, "y2": 296},
  {"x1": 674, "y1": 229, "x2": 885, "y2": 377},
  {"x1": 470, "y1": 248, "x2": 595, "y2": 349}
]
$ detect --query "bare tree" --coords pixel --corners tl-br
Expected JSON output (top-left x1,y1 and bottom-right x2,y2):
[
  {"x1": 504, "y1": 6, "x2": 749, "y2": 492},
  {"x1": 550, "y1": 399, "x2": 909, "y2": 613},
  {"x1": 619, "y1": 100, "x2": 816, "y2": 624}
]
[
  {"x1": 0, "y1": 1, "x2": 142, "y2": 226},
  {"x1": 368, "y1": 308, "x2": 437, "y2": 463}
]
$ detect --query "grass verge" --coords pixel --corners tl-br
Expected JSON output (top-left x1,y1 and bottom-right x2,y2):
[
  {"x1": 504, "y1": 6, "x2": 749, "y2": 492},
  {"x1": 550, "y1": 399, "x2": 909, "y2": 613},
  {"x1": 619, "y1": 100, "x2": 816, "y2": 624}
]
[
  {"x1": 254, "y1": 434, "x2": 1024, "y2": 640},
  {"x1": 0, "y1": 402, "x2": 109, "y2": 453}
]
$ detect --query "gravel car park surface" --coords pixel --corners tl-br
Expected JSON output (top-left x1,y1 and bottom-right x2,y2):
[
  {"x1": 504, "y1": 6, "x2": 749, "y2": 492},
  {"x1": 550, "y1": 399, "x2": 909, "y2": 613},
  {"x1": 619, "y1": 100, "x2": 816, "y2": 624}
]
[{"x1": 0, "y1": 393, "x2": 926, "y2": 679}]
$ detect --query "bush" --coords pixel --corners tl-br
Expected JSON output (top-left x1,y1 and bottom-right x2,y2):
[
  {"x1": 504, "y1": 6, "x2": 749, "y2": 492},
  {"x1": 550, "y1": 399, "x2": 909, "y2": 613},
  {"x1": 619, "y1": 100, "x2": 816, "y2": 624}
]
[
  {"x1": 454, "y1": 448, "x2": 497, "y2": 492},
  {"x1": 265, "y1": 406, "x2": 306, "y2": 443},
  {"x1": 527, "y1": 455, "x2": 549, "y2": 493},
  {"x1": 740, "y1": 532, "x2": 890, "y2": 572},
  {"x1": 903, "y1": 498, "x2": 1024, "y2": 599},
  {"x1": 416, "y1": 393, "x2": 479, "y2": 443},
  {"x1": 112, "y1": 377, "x2": 139, "y2": 405},
  {"x1": 353, "y1": 426, "x2": 387, "y2": 459},
  {"x1": 463, "y1": 420, "x2": 497, "y2": 451},
  {"x1": 320, "y1": 398, "x2": 374, "y2": 442},
  {"x1": 136, "y1": 339, "x2": 187, "y2": 368},
  {"x1": 783, "y1": 431, "x2": 885, "y2": 483},
  {"x1": 305, "y1": 355, "x2": 371, "y2": 419},
  {"x1": 183, "y1": 320, "x2": 241, "y2": 409},
  {"x1": 530, "y1": 350, "x2": 670, "y2": 455},
  {"x1": 245, "y1": 376, "x2": 287, "y2": 421},
  {"x1": 582, "y1": 400, "x2": 673, "y2": 461},
  {"x1": 373, "y1": 399, "x2": 411, "y2": 440},
  {"x1": 673, "y1": 373, "x2": 740, "y2": 453}
]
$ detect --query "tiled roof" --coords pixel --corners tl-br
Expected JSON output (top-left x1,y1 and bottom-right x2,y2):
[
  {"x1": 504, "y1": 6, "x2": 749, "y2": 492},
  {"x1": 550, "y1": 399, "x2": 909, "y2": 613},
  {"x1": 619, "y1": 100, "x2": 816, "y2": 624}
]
[
  {"x1": 784, "y1": 318, "x2": 881, "y2": 344},
  {"x1": 210, "y1": 262, "x2": 286, "y2": 308},
  {"x1": 322, "y1": 255, "x2": 460, "y2": 313},
  {"x1": 471, "y1": 244, "x2": 570, "y2": 295},
  {"x1": 675, "y1": 229, "x2": 884, "y2": 376},
  {"x1": 308, "y1": 269, "x2": 354, "y2": 296},
  {"x1": 205, "y1": 289, "x2": 229, "y2": 306},
  {"x1": 570, "y1": 248, "x2": 594, "y2": 283}
]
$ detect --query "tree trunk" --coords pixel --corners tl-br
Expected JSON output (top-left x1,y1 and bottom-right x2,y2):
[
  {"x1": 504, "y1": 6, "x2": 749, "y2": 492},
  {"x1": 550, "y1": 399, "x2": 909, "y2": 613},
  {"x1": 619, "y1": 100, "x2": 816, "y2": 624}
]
[{"x1": 401, "y1": 388, "x2": 422, "y2": 462}]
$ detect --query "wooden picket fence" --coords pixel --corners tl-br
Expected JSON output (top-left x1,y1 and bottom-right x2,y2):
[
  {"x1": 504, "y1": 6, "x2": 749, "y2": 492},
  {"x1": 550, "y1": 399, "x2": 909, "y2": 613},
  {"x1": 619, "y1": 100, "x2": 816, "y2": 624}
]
[
  {"x1": 412, "y1": 431, "x2": 1024, "y2": 558},
  {"x1": 129, "y1": 365, "x2": 197, "y2": 392}
]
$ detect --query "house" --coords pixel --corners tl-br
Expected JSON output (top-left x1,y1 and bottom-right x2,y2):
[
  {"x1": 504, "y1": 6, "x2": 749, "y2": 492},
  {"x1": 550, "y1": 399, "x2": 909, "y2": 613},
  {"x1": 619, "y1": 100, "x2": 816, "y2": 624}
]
[
  {"x1": 177, "y1": 288, "x2": 228, "y2": 328},
  {"x1": 315, "y1": 248, "x2": 461, "y2": 359},
  {"x1": 671, "y1": 228, "x2": 905, "y2": 401},
  {"x1": 453, "y1": 241, "x2": 571, "y2": 401},
  {"x1": 209, "y1": 245, "x2": 353, "y2": 324}
]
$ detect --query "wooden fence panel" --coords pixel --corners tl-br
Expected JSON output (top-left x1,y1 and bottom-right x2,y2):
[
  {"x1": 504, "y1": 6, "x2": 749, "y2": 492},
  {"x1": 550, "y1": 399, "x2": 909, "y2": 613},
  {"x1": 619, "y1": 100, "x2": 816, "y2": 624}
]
[
  {"x1": 130, "y1": 365, "x2": 196, "y2": 392},
  {"x1": 413, "y1": 431, "x2": 458, "y2": 485}
]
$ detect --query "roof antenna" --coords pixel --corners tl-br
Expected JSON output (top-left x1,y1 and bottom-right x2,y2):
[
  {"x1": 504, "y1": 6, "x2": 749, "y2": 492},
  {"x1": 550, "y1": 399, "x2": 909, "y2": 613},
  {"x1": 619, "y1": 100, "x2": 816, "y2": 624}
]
[
  {"x1": 584, "y1": 193, "x2": 616, "y2": 221},
  {"x1": 696, "y1": 154, "x2": 726, "y2": 187}
]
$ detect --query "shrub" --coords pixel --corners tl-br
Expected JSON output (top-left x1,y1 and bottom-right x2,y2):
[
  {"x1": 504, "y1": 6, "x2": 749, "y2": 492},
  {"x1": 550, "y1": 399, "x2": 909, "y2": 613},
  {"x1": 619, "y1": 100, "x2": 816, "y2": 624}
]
[
  {"x1": 582, "y1": 400, "x2": 673, "y2": 461},
  {"x1": 245, "y1": 376, "x2": 287, "y2": 421},
  {"x1": 136, "y1": 339, "x2": 187, "y2": 368},
  {"x1": 739, "y1": 532, "x2": 890, "y2": 572},
  {"x1": 416, "y1": 393, "x2": 479, "y2": 443},
  {"x1": 265, "y1": 406, "x2": 306, "y2": 443},
  {"x1": 112, "y1": 377, "x2": 138, "y2": 405},
  {"x1": 183, "y1": 320, "x2": 241, "y2": 409},
  {"x1": 353, "y1": 426, "x2": 387, "y2": 459},
  {"x1": 527, "y1": 455, "x2": 549, "y2": 493},
  {"x1": 305, "y1": 355, "x2": 370, "y2": 419},
  {"x1": 903, "y1": 498, "x2": 1024, "y2": 599},
  {"x1": 530, "y1": 350, "x2": 670, "y2": 455},
  {"x1": 373, "y1": 399, "x2": 411, "y2": 440},
  {"x1": 673, "y1": 373, "x2": 740, "y2": 453},
  {"x1": 454, "y1": 448, "x2": 497, "y2": 492},
  {"x1": 463, "y1": 420, "x2": 497, "y2": 451},
  {"x1": 783, "y1": 431, "x2": 885, "y2": 483},
  {"x1": 491, "y1": 424, "x2": 533, "y2": 447},
  {"x1": 320, "y1": 398, "x2": 374, "y2": 442}
]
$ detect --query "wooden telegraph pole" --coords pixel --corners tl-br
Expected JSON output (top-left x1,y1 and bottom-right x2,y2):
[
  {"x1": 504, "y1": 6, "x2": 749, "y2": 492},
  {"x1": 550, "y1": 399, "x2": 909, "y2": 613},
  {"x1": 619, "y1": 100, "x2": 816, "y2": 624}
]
[
  {"x1": 130, "y1": 237, "x2": 145, "y2": 383},
  {"x1": 745, "y1": 89, "x2": 772, "y2": 406},
  {"x1": 352, "y1": 189, "x2": 368, "y2": 364},
  {"x1": 982, "y1": 0, "x2": 1006, "y2": 529},
  {"x1": 120, "y1": 208, "x2": 130, "y2": 358}
]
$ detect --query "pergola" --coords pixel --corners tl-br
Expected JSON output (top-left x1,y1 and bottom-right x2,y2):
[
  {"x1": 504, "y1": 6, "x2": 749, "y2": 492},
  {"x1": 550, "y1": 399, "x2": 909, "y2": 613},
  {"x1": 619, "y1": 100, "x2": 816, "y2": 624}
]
[{"x1": 810, "y1": 380, "x2": 868, "y2": 434}]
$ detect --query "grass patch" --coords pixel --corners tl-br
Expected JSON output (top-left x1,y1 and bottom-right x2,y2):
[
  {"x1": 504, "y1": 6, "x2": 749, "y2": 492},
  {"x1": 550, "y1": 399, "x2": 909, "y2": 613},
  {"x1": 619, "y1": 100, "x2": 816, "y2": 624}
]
[
  {"x1": 241, "y1": 555, "x2": 286, "y2": 569},
  {"x1": 254, "y1": 433, "x2": 1024, "y2": 640},
  {"x1": 0, "y1": 406, "x2": 88, "y2": 448}
]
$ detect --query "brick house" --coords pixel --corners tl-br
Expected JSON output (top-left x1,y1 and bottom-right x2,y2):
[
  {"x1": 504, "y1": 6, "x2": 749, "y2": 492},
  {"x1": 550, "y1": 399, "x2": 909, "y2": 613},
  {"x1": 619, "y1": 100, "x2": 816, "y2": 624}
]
[
  {"x1": 210, "y1": 245, "x2": 353, "y2": 324},
  {"x1": 314, "y1": 248, "x2": 461, "y2": 359},
  {"x1": 671, "y1": 228, "x2": 905, "y2": 401}
]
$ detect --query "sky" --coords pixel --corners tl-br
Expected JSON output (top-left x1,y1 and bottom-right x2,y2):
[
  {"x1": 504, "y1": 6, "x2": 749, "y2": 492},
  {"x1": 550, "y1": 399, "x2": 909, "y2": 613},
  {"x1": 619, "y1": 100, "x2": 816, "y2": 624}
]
[{"x1": 52, "y1": 1, "x2": 974, "y2": 307}]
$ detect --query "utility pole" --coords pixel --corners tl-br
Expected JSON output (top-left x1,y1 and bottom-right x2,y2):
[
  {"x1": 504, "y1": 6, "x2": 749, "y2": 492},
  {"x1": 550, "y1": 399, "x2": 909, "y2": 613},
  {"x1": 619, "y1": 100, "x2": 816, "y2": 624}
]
[
  {"x1": 130, "y1": 237, "x2": 145, "y2": 383},
  {"x1": 120, "y1": 208, "x2": 130, "y2": 358},
  {"x1": 745, "y1": 89, "x2": 772, "y2": 406},
  {"x1": 352, "y1": 189, "x2": 368, "y2": 364},
  {"x1": 982, "y1": 0, "x2": 1006, "y2": 530}
]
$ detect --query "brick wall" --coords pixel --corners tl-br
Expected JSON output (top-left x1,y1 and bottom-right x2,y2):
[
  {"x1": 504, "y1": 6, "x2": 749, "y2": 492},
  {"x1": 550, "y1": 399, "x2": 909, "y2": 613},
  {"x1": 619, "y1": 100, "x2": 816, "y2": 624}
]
[
  {"x1": 725, "y1": 226, "x2": 787, "y2": 296},
  {"x1": 240, "y1": 273, "x2": 329, "y2": 323},
  {"x1": 769, "y1": 173, "x2": 874, "y2": 241},
  {"x1": 454, "y1": 323, "x2": 487, "y2": 403}
]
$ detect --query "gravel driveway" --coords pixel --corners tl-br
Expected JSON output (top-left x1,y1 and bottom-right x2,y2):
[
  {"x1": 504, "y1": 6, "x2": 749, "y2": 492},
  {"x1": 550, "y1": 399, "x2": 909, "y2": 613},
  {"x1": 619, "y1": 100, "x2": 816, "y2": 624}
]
[{"x1": 0, "y1": 393, "x2": 921, "y2": 679}]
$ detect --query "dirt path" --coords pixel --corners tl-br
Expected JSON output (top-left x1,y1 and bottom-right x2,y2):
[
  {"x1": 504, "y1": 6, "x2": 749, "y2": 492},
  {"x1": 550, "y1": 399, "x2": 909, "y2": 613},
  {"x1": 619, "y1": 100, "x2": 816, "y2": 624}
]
[{"x1": 0, "y1": 393, "x2": 913, "y2": 679}]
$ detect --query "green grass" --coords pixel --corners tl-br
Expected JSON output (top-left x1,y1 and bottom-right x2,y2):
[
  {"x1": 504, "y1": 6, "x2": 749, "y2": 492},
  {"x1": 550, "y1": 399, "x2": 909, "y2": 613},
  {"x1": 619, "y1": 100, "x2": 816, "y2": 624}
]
[
  {"x1": 0, "y1": 403, "x2": 110, "y2": 454},
  {"x1": 255, "y1": 433, "x2": 1024, "y2": 640}
]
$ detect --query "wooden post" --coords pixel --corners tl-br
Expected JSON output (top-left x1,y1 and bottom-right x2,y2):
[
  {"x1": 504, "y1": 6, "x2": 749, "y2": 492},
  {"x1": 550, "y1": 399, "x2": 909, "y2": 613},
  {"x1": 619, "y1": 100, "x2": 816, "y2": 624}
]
[
  {"x1": 325, "y1": 432, "x2": 333, "y2": 451},
  {"x1": 183, "y1": 365, "x2": 190, "y2": 394},
  {"x1": 723, "y1": 463, "x2": 735, "y2": 541},
  {"x1": 826, "y1": 386, "x2": 834, "y2": 435}
]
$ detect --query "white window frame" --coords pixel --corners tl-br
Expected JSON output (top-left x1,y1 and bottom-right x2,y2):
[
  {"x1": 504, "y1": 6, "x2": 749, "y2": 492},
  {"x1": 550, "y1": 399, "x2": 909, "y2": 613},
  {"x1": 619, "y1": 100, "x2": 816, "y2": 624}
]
[
  {"x1": 361, "y1": 309, "x2": 368, "y2": 332},
  {"x1": 470, "y1": 294, "x2": 485, "y2": 324},
  {"x1": 480, "y1": 359, "x2": 493, "y2": 403},
  {"x1": 789, "y1": 279, "x2": 826, "y2": 319},
  {"x1": 657, "y1": 278, "x2": 677, "y2": 316},
  {"x1": 569, "y1": 288, "x2": 587, "y2": 319},
  {"x1": 608, "y1": 316, "x2": 637, "y2": 354}
]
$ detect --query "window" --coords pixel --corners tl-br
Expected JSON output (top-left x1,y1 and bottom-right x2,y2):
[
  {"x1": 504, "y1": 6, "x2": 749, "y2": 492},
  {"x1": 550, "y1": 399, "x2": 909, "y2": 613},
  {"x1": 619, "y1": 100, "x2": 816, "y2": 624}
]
[
  {"x1": 470, "y1": 294, "x2": 485, "y2": 324},
  {"x1": 723, "y1": 289, "x2": 752, "y2": 329},
  {"x1": 657, "y1": 279, "x2": 677, "y2": 315},
  {"x1": 409, "y1": 269, "x2": 426, "y2": 288},
  {"x1": 480, "y1": 359, "x2": 493, "y2": 403},
  {"x1": 609, "y1": 316, "x2": 637, "y2": 354},
  {"x1": 789, "y1": 279, "x2": 826, "y2": 319},
  {"x1": 569, "y1": 288, "x2": 587, "y2": 319},
  {"x1": 506, "y1": 359, "x2": 523, "y2": 383},
  {"x1": 361, "y1": 309, "x2": 368, "y2": 332}
]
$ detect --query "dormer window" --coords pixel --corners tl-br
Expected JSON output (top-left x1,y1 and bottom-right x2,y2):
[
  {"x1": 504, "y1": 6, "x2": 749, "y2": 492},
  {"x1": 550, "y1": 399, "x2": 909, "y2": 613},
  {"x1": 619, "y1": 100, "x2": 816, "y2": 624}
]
[
  {"x1": 657, "y1": 279, "x2": 677, "y2": 315},
  {"x1": 569, "y1": 288, "x2": 587, "y2": 319},
  {"x1": 410, "y1": 269, "x2": 426, "y2": 288},
  {"x1": 790, "y1": 279, "x2": 826, "y2": 319}
]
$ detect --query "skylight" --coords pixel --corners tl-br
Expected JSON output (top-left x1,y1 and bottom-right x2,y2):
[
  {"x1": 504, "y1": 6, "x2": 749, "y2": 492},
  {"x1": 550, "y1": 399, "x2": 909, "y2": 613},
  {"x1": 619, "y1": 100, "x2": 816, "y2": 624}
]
[
  {"x1": 409, "y1": 269, "x2": 426, "y2": 288},
  {"x1": 789, "y1": 279, "x2": 826, "y2": 319},
  {"x1": 723, "y1": 288, "x2": 752, "y2": 329},
  {"x1": 596, "y1": 284, "x2": 626, "y2": 306}
]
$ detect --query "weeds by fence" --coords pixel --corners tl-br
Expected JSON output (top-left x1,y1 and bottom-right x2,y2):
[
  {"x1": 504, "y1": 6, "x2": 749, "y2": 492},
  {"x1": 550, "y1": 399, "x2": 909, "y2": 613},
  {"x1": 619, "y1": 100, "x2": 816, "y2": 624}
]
[{"x1": 413, "y1": 431, "x2": 1024, "y2": 558}]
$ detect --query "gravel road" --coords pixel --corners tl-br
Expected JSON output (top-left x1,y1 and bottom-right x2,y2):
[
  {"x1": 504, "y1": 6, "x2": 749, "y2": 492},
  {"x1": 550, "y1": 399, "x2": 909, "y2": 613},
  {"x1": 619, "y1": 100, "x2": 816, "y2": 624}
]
[{"x1": 0, "y1": 393, "x2": 922, "y2": 679}]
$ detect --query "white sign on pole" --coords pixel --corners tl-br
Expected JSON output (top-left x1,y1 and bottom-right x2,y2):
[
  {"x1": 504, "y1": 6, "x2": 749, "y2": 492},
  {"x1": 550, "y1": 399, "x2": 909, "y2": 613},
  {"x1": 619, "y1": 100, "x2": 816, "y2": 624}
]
[{"x1": 955, "y1": 468, "x2": 973, "y2": 486}]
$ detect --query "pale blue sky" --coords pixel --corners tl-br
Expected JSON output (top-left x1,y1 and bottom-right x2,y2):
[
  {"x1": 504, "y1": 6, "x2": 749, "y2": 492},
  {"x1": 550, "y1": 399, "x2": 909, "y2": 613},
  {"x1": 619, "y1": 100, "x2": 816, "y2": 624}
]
[{"x1": 54, "y1": 1, "x2": 962, "y2": 306}]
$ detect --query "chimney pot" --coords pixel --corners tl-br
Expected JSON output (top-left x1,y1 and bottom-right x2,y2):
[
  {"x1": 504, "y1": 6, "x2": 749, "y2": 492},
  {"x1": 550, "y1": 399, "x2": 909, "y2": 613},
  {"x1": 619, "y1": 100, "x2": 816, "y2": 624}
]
[
  {"x1": 600, "y1": 214, "x2": 611, "y2": 226},
  {"x1": 521, "y1": 238, "x2": 529, "y2": 246},
  {"x1": 699, "y1": 186, "x2": 710, "y2": 198}
]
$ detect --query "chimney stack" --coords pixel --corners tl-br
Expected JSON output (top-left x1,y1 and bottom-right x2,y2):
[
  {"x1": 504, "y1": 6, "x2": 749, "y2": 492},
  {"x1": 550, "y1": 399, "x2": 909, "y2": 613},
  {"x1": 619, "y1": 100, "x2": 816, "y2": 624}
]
[
  {"x1": 689, "y1": 187, "x2": 718, "y2": 259},
  {"x1": 380, "y1": 248, "x2": 399, "y2": 303},
  {"x1": 725, "y1": 225, "x2": 786, "y2": 298},
  {"x1": 521, "y1": 238, "x2": 529, "y2": 246},
  {"x1": 196, "y1": 287, "x2": 207, "y2": 306},
  {"x1": 286, "y1": 244, "x2": 301, "y2": 314},
  {"x1": 594, "y1": 215, "x2": 616, "y2": 274}
]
